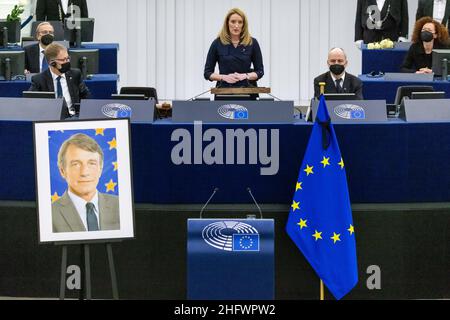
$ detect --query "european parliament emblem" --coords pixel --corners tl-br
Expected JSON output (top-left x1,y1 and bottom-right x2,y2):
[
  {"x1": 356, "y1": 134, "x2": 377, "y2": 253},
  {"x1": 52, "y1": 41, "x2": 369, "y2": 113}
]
[
  {"x1": 334, "y1": 104, "x2": 366, "y2": 120},
  {"x1": 102, "y1": 103, "x2": 133, "y2": 119},
  {"x1": 202, "y1": 221, "x2": 260, "y2": 252},
  {"x1": 218, "y1": 104, "x2": 249, "y2": 120}
]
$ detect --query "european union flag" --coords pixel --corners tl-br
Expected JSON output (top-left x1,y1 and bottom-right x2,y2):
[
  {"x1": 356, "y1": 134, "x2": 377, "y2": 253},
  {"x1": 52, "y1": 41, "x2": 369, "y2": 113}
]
[
  {"x1": 286, "y1": 96, "x2": 358, "y2": 300},
  {"x1": 232, "y1": 234, "x2": 260, "y2": 252}
]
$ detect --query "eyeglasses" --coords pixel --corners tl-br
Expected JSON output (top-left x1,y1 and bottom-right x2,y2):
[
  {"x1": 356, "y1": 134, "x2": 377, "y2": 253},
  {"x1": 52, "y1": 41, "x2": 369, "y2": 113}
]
[
  {"x1": 54, "y1": 57, "x2": 70, "y2": 62},
  {"x1": 39, "y1": 31, "x2": 54, "y2": 35}
]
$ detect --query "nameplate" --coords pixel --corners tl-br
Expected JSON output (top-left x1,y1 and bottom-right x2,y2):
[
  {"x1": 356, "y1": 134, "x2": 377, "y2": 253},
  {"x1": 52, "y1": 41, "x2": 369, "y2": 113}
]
[
  {"x1": 309, "y1": 100, "x2": 387, "y2": 123},
  {"x1": 172, "y1": 100, "x2": 294, "y2": 123}
]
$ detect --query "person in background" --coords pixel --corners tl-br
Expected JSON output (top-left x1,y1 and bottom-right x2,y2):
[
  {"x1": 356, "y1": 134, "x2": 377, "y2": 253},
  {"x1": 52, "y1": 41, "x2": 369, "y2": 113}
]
[
  {"x1": 29, "y1": 42, "x2": 90, "y2": 118},
  {"x1": 355, "y1": 0, "x2": 409, "y2": 48},
  {"x1": 35, "y1": 0, "x2": 88, "y2": 21},
  {"x1": 401, "y1": 16, "x2": 450, "y2": 73},
  {"x1": 204, "y1": 8, "x2": 264, "y2": 94},
  {"x1": 313, "y1": 48, "x2": 364, "y2": 100},
  {"x1": 416, "y1": 0, "x2": 450, "y2": 28},
  {"x1": 24, "y1": 21, "x2": 54, "y2": 74}
]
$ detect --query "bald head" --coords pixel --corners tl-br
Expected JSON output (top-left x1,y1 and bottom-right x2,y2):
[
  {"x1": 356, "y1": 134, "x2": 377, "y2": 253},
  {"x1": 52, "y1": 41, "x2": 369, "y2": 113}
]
[
  {"x1": 328, "y1": 48, "x2": 347, "y2": 63},
  {"x1": 327, "y1": 47, "x2": 348, "y2": 77}
]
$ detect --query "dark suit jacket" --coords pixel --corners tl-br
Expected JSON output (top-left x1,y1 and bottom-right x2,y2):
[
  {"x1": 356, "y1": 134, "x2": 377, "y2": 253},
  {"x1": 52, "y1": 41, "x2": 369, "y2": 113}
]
[
  {"x1": 29, "y1": 68, "x2": 91, "y2": 118},
  {"x1": 416, "y1": 0, "x2": 450, "y2": 28},
  {"x1": 314, "y1": 72, "x2": 364, "y2": 100},
  {"x1": 36, "y1": 0, "x2": 89, "y2": 21},
  {"x1": 24, "y1": 43, "x2": 41, "y2": 74},
  {"x1": 355, "y1": 0, "x2": 409, "y2": 41},
  {"x1": 401, "y1": 41, "x2": 450, "y2": 72}
]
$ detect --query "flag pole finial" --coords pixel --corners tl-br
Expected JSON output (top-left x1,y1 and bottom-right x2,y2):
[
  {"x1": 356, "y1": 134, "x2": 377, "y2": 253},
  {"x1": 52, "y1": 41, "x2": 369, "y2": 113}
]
[{"x1": 319, "y1": 82, "x2": 326, "y2": 96}]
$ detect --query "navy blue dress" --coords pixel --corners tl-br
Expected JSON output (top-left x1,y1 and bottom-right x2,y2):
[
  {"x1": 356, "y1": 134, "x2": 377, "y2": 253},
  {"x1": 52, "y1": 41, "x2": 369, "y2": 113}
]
[{"x1": 204, "y1": 37, "x2": 264, "y2": 88}]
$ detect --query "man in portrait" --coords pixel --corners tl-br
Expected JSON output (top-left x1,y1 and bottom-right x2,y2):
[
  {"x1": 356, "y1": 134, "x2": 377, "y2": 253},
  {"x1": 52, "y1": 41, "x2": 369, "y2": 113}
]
[{"x1": 52, "y1": 133, "x2": 120, "y2": 233}]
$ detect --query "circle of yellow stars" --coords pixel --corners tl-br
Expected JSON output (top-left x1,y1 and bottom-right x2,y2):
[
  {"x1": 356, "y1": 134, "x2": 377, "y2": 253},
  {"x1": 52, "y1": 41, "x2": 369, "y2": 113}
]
[{"x1": 290, "y1": 155, "x2": 354, "y2": 244}]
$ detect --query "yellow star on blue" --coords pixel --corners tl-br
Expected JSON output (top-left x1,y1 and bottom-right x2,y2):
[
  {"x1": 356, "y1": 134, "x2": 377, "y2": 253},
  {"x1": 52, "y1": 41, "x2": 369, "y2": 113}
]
[
  {"x1": 331, "y1": 232, "x2": 341, "y2": 244},
  {"x1": 297, "y1": 219, "x2": 307, "y2": 230},
  {"x1": 312, "y1": 230, "x2": 323, "y2": 241},
  {"x1": 321, "y1": 156, "x2": 330, "y2": 168},
  {"x1": 304, "y1": 165, "x2": 314, "y2": 176},
  {"x1": 291, "y1": 200, "x2": 300, "y2": 212}
]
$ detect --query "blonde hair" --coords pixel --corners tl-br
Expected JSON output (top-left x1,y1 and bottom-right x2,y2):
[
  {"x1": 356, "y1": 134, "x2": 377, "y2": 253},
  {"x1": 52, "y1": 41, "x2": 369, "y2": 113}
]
[
  {"x1": 44, "y1": 42, "x2": 67, "y2": 64},
  {"x1": 218, "y1": 8, "x2": 252, "y2": 46}
]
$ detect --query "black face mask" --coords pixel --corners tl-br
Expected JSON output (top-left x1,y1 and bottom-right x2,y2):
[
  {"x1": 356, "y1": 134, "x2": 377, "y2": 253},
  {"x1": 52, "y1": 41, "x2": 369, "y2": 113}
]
[
  {"x1": 329, "y1": 64, "x2": 345, "y2": 76},
  {"x1": 58, "y1": 62, "x2": 71, "y2": 74},
  {"x1": 420, "y1": 31, "x2": 434, "y2": 43},
  {"x1": 40, "y1": 34, "x2": 54, "y2": 46}
]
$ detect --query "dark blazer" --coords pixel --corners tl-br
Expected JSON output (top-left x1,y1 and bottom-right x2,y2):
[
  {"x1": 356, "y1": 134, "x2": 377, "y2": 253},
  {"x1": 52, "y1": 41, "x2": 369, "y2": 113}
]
[
  {"x1": 401, "y1": 41, "x2": 450, "y2": 72},
  {"x1": 416, "y1": 0, "x2": 450, "y2": 28},
  {"x1": 314, "y1": 72, "x2": 364, "y2": 100},
  {"x1": 29, "y1": 68, "x2": 91, "y2": 118},
  {"x1": 24, "y1": 43, "x2": 41, "y2": 74},
  {"x1": 36, "y1": 0, "x2": 89, "y2": 21},
  {"x1": 355, "y1": 0, "x2": 409, "y2": 42}
]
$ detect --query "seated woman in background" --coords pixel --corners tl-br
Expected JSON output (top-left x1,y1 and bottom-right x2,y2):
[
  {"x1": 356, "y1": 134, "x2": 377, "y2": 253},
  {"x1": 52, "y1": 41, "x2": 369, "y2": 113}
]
[{"x1": 401, "y1": 16, "x2": 450, "y2": 73}]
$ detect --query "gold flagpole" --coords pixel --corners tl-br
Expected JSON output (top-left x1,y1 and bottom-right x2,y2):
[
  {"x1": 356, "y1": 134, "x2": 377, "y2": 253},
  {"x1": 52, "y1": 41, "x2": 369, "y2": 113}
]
[
  {"x1": 319, "y1": 82, "x2": 326, "y2": 96},
  {"x1": 319, "y1": 81, "x2": 326, "y2": 300},
  {"x1": 320, "y1": 280, "x2": 325, "y2": 300}
]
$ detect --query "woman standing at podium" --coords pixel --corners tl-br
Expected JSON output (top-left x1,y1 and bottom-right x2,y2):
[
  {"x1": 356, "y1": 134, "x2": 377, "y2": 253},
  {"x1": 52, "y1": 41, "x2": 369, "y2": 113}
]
[
  {"x1": 204, "y1": 8, "x2": 264, "y2": 92},
  {"x1": 401, "y1": 17, "x2": 450, "y2": 73}
]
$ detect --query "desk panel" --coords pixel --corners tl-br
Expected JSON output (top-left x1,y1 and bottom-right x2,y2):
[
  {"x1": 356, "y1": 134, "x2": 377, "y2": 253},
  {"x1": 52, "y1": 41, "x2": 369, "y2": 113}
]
[
  {"x1": 1, "y1": 119, "x2": 450, "y2": 204},
  {"x1": 360, "y1": 75, "x2": 450, "y2": 103}
]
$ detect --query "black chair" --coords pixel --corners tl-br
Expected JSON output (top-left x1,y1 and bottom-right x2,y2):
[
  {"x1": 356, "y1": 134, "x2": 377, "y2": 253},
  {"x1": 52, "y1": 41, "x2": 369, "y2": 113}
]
[
  {"x1": 119, "y1": 86, "x2": 167, "y2": 119},
  {"x1": 119, "y1": 86, "x2": 158, "y2": 104},
  {"x1": 394, "y1": 85, "x2": 434, "y2": 106}
]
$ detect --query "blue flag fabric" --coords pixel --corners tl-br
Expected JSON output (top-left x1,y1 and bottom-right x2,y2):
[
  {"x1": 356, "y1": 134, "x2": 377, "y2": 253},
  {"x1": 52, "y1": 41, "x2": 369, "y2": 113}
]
[{"x1": 286, "y1": 95, "x2": 358, "y2": 300}]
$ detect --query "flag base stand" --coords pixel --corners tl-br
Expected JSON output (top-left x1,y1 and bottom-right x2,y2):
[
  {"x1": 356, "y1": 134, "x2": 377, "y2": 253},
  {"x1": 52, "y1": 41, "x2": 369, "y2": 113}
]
[{"x1": 56, "y1": 241, "x2": 120, "y2": 300}]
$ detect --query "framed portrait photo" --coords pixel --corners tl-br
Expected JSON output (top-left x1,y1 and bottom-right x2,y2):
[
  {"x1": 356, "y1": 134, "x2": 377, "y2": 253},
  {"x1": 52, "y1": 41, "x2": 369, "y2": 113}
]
[{"x1": 34, "y1": 118, "x2": 135, "y2": 243}]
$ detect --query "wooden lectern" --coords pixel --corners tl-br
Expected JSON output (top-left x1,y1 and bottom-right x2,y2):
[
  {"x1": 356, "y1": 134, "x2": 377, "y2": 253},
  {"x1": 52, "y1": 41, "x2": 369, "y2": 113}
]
[{"x1": 211, "y1": 87, "x2": 271, "y2": 95}]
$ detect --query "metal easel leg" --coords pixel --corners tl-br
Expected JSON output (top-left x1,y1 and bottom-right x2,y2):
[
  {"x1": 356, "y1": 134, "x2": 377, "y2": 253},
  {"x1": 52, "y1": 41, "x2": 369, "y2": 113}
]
[
  {"x1": 106, "y1": 243, "x2": 119, "y2": 300},
  {"x1": 59, "y1": 246, "x2": 68, "y2": 300}
]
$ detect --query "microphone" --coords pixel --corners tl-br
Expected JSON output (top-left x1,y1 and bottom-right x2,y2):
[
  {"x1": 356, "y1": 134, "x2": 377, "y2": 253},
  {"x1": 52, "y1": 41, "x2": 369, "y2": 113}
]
[
  {"x1": 187, "y1": 88, "x2": 212, "y2": 101},
  {"x1": 247, "y1": 187, "x2": 263, "y2": 219},
  {"x1": 199, "y1": 187, "x2": 219, "y2": 219}
]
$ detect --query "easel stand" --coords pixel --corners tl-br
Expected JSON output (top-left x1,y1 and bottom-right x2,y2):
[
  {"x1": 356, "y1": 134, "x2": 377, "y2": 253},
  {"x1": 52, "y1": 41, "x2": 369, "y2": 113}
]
[{"x1": 57, "y1": 241, "x2": 120, "y2": 300}]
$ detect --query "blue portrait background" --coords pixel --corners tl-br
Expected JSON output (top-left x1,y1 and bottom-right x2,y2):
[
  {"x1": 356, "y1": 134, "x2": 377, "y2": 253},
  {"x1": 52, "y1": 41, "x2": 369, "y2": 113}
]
[{"x1": 48, "y1": 128, "x2": 119, "y2": 203}]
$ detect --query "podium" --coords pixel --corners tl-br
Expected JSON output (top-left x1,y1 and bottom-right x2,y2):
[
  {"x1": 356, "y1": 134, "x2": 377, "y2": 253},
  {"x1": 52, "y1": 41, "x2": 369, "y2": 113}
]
[
  {"x1": 211, "y1": 87, "x2": 271, "y2": 95},
  {"x1": 187, "y1": 218, "x2": 274, "y2": 300}
]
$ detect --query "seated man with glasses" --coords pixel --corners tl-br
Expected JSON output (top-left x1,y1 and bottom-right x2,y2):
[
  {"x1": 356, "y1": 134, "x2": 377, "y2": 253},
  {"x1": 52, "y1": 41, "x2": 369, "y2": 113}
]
[
  {"x1": 24, "y1": 22, "x2": 55, "y2": 74},
  {"x1": 29, "y1": 42, "x2": 91, "y2": 119},
  {"x1": 401, "y1": 16, "x2": 450, "y2": 73}
]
